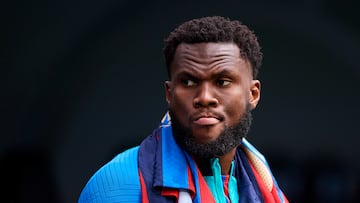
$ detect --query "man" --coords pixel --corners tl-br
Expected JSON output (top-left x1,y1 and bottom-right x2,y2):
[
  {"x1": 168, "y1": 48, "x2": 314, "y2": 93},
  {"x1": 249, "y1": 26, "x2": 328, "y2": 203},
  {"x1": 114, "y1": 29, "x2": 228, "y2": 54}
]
[{"x1": 79, "y1": 16, "x2": 288, "y2": 203}]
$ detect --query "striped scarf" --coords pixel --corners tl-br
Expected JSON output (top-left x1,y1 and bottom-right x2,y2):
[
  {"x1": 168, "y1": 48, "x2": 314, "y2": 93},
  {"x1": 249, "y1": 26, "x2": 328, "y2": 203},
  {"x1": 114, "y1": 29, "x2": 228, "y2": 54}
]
[{"x1": 138, "y1": 113, "x2": 288, "y2": 203}]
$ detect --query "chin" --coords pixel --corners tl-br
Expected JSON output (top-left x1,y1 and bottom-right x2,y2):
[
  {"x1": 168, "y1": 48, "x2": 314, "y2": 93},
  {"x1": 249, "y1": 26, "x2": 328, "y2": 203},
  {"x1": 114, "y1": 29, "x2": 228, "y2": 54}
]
[{"x1": 191, "y1": 126, "x2": 224, "y2": 143}]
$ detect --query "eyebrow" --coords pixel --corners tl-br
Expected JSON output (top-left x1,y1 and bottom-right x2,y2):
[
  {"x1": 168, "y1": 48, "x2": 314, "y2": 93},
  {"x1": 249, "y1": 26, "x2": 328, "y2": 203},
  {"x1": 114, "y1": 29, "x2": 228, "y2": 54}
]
[{"x1": 175, "y1": 68, "x2": 237, "y2": 80}]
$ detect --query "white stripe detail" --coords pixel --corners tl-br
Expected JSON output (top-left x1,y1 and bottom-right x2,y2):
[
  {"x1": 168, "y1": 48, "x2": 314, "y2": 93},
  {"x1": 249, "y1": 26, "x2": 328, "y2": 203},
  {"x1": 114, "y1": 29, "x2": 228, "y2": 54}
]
[{"x1": 178, "y1": 190, "x2": 192, "y2": 203}]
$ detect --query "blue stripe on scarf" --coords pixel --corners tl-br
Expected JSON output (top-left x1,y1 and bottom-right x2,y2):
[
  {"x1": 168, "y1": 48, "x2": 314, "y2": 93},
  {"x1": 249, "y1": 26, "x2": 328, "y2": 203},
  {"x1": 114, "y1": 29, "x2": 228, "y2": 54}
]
[
  {"x1": 234, "y1": 148, "x2": 263, "y2": 203},
  {"x1": 184, "y1": 152, "x2": 202, "y2": 203},
  {"x1": 161, "y1": 125, "x2": 189, "y2": 189}
]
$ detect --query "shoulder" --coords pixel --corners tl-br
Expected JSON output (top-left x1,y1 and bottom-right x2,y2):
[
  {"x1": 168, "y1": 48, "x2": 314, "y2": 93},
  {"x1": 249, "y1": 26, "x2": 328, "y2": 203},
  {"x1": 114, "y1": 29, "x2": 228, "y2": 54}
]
[{"x1": 78, "y1": 146, "x2": 141, "y2": 203}]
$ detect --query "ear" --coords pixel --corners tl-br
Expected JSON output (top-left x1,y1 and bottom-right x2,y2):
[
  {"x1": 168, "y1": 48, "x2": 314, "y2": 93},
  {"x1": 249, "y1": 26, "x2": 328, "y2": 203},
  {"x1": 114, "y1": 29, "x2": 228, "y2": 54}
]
[
  {"x1": 165, "y1": 81, "x2": 172, "y2": 105},
  {"x1": 249, "y1": 80, "x2": 261, "y2": 110}
]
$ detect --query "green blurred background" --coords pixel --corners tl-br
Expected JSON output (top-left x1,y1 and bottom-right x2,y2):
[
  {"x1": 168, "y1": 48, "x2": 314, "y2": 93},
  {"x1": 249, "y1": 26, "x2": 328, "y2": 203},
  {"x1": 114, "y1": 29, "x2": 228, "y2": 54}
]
[{"x1": 2, "y1": 0, "x2": 359, "y2": 202}]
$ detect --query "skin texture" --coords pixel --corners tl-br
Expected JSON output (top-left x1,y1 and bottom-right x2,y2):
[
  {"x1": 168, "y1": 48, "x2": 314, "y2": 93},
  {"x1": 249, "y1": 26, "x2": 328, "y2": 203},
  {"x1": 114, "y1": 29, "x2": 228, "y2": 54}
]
[{"x1": 165, "y1": 42, "x2": 261, "y2": 174}]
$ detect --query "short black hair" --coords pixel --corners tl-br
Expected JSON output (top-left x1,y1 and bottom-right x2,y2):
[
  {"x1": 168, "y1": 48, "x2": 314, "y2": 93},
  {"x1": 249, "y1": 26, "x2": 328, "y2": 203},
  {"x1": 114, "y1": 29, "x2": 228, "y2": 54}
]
[{"x1": 163, "y1": 16, "x2": 263, "y2": 79}]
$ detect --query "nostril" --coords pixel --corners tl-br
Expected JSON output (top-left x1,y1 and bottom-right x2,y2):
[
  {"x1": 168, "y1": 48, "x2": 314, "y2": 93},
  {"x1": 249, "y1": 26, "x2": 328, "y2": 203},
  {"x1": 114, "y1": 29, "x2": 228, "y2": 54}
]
[
  {"x1": 193, "y1": 97, "x2": 218, "y2": 108},
  {"x1": 193, "y1": 100, "x2": 201, "y2": 108},
  {"x1": 208, "y1": 100, "x2": 218, "y2": 107}
]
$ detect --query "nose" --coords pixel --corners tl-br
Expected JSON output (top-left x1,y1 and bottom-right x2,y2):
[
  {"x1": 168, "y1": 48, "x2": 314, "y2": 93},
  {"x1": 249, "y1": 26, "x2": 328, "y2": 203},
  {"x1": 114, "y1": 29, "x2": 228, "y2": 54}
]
[{"x1": 193, "y1": 83, "x2": 219, "y2": 108}]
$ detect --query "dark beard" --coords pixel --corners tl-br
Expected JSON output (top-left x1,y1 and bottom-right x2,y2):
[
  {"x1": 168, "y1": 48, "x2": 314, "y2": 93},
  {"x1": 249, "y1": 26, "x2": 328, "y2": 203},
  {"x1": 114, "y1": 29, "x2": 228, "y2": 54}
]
[{"x1": 169, "y1": 105, "x2": 252, "y2": 159}]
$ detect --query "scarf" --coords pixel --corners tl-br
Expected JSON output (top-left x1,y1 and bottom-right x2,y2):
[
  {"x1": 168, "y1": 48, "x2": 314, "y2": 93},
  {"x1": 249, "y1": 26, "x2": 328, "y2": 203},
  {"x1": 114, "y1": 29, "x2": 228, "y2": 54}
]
[{"x1": 138, "y1": 113, "x2": 288, "y2": 203}]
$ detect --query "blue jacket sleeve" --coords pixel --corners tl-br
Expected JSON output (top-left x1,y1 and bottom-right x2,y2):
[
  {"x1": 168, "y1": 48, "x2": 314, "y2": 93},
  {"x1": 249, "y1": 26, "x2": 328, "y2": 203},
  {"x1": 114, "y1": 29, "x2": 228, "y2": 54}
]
[{"x1": 78, "y1": 146, "x2": 141, "y2": 203}]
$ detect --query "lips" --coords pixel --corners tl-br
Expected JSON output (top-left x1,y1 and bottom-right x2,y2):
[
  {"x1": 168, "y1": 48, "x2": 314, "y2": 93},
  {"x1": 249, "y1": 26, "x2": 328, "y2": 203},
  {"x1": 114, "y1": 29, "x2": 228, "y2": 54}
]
[
  {"x1": 192, "y1": 112, "x2": 223, "y2": 126},
  {"x1": 193, "y1": 117, "x2": 220, "y2": 125}
]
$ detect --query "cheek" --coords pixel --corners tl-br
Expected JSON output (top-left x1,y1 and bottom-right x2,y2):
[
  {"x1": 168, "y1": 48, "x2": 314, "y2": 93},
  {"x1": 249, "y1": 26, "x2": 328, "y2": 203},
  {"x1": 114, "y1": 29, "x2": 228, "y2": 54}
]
[
  {"x1": 222, "y1": 90, "x2": 248, "y2": 118},
  {"x1": 170, "y1": 89, "x2": 192, "y2": 111}
]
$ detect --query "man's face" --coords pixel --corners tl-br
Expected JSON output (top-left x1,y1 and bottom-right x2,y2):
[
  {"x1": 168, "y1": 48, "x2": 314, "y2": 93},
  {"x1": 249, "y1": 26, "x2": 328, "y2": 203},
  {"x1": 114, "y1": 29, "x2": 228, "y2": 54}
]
[{"x1": 165, "y1": 42, "x2": 261, "y2": 157}]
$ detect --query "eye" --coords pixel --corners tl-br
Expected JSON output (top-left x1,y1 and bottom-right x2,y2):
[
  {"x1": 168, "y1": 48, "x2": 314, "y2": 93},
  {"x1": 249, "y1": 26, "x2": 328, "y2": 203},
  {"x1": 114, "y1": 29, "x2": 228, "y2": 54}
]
[
  {"x1": 182, "y1": 79, "x2": 197, "y2": 87},
  {"x1": 216, "y1": 79, "x2": 231, "y2": 87}
]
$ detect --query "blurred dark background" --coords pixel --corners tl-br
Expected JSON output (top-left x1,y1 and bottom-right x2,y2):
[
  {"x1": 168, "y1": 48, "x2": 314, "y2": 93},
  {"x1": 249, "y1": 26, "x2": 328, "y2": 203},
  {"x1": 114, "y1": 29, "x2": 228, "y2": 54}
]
[{"x1": 2, "y1": 0, "x2": 359, "y2": 202}]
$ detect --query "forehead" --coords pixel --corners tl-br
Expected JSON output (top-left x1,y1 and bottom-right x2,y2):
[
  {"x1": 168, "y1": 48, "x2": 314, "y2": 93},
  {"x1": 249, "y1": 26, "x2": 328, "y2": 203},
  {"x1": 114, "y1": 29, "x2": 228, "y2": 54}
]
[
  {"x1": 175, "y1": 42, "x2": 240, "y2": 59},
  {"x1": 170, "y1": 42, "x2": 251, "y2": 77}
]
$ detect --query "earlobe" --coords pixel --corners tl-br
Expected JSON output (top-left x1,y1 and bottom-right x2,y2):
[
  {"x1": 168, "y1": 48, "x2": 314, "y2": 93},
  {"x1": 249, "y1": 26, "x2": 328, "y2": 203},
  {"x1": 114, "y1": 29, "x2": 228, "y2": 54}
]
[
  {"x1": 165, "y1": 81, "x2": 171, "y2": 104},
  {"x1": 249, "y1": 80, "x2": 261, "y2": 110}
]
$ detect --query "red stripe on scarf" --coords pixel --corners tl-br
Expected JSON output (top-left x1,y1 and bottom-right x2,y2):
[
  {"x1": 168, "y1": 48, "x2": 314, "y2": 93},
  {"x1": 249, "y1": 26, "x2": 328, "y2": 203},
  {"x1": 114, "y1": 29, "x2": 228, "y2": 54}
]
[
  {"x1": 195, "y1": 165, "x2": 216, "y2": 203},
  {"x1": 161, "y1": 188, "x2": 179, "y2": 200},
  {"x1": 139, "y1": 169, "x2": 149, "y2": 203}
]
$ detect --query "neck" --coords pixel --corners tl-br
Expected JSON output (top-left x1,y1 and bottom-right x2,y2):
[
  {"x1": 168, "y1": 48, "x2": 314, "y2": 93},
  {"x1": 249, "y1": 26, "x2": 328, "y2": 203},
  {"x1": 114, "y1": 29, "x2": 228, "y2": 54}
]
[
  {"x1": 195, "y1": 147, "x2": 238, "y2": 176},
  {"x1": 218, "y1": 147, "x2": 237, "y2": 175}
]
